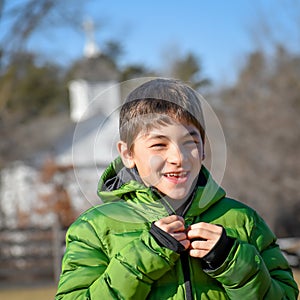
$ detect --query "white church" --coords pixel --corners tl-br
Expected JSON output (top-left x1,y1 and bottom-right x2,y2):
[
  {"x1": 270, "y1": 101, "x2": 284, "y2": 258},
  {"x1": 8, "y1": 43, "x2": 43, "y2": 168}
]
[{"x1": 0, "y1": 20, "x2": 123, "y2": 229}]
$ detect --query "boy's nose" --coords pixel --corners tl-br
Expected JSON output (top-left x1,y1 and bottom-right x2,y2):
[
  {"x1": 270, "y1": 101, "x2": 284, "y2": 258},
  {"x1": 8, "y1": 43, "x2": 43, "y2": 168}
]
[{"x1": 167, "y1": 145, "x2": 186, "y2": 165}]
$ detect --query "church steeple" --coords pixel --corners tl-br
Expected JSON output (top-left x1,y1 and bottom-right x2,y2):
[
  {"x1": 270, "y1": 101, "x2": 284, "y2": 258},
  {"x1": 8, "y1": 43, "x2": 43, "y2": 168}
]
[{"x1": 83, "y1": 18, "x2": 100, "y2": 58}]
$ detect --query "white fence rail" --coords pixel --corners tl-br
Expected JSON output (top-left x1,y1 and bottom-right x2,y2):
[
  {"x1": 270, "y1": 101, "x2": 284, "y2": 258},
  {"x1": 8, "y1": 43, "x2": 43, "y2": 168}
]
[{"x1": 0, "y1": 225, "x2": 66, "y2": 286}]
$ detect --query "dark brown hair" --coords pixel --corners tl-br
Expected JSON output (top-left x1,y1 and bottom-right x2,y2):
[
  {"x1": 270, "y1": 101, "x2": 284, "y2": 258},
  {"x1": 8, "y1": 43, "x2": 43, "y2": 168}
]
[{"x1": 119, "y1": 78, "x2": 205, "y2": 148}]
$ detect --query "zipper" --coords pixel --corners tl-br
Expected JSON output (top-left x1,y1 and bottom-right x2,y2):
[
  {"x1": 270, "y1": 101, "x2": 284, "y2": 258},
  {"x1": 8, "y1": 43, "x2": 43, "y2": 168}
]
[
  {"x1": 181, "y1": 251, "x2": 193, "y2": 300},
  {"x1": 179, "y1": 191, "x2": 195, "y2": 300},
  {"x1": 151, "y1": 186, "x2": 195, "y2": 300},
  {"x1": 150, "y1": 186, "x2": 175, "y2": 215}
]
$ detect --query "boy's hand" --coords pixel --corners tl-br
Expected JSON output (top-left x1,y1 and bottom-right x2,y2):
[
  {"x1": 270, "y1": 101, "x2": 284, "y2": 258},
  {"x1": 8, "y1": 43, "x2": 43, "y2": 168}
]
[
  {"x1": 154, "y1": 215, "x2": 190, "y2": 249},
  {"x1": 187, "y1": 222, "x2": 223, "y2": 258}
]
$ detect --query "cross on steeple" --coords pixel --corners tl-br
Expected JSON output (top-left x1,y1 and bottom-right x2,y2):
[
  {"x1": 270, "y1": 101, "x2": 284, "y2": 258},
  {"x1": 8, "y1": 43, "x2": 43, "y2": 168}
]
[{"x1": 83, "y1": 18, "x2": 100, "y2": 58}]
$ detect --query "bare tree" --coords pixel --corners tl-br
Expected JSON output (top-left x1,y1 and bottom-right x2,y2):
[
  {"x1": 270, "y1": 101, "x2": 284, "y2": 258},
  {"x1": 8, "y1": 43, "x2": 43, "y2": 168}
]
[
  {"x1": 218, "y1": 45, "x2": 300, "y2": 236},
  {"x1": 0, "y1": 1, "x2": 85, "y2": 63},
  {"x1": 247, "y1": 0, "x2": 300, "y2": 53},
  {"x1": 161, "y1": 50, "x2": 211, "y2": 92}
]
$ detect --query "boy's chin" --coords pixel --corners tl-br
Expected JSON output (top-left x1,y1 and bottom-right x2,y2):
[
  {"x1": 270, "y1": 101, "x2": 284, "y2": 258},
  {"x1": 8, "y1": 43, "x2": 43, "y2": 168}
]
[
  {"x1": 160, "y1": 184, "x2": 196, "y2": 201},
  {"x1": 163, "y1": 190, "x2": 191, "y2": 201}
]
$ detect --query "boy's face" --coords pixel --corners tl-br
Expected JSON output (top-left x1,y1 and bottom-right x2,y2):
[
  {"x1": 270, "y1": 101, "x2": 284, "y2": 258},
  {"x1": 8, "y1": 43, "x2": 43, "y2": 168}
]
[{"x1": 118, "y1": 122, "x2": 203, "y2": 200}]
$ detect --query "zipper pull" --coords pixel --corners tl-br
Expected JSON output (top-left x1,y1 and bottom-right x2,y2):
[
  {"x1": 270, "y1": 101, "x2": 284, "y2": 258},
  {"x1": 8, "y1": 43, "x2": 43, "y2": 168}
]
[{"x1": 149, "y1": 186, "x2": 175, "y2": 216}]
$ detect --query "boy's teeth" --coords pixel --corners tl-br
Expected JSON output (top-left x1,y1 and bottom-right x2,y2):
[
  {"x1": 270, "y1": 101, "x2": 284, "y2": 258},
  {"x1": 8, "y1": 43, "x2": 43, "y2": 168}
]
[{"x1": 165, "y1": 172, "x2": 187, "y2": 177}]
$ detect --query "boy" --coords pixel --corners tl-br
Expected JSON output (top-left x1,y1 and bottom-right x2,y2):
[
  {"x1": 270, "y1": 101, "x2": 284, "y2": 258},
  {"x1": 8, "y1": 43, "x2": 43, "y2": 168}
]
[{"x1": 56, "y1": 78, "x2": 299, "y2": 299}]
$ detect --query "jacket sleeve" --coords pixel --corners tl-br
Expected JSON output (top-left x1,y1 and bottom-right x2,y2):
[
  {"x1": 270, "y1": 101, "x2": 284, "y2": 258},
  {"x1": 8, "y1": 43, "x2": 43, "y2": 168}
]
[
  {"x1": 55, "y1": 219, "x2": 180, "y2": 300},
  {"x1": 204, "y1": 212, "x2": 299, "y2": 300}
]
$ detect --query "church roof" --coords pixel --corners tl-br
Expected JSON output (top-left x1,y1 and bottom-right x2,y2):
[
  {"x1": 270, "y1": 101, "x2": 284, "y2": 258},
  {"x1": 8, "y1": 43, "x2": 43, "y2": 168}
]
[{"x1": 71, "y1": 55, "x2": 119, "y2": 82}]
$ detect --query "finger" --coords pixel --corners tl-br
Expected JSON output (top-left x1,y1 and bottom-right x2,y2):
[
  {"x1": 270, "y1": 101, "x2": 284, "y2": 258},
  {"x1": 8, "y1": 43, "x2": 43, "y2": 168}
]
[
  {"x1": 190, "y1": 240, "x2": 216, "y2": 251},
  {"x1": 189, "y1": 222, "x2": 210, "y2": 230},
  {"x1": 188, "y1": 229, "x2": 220, "y2": 242},
  {"x1": 187, "y1": 224, "x2": 222, "y2": 241},
  {"x1": 180, "y1": 239, "x2": 190, "y2": 250},
  {"x1": 190, "y1": 222, "x2": 222, "y2": 232},
  {"x1": 189, "y1": 248, "x2": 209, "y2": 258},
  {"x1": 155, "y1": 216, "x2": 185, "y2": 233},
  {"x1": 165, "y1": 220, "x2": 186, "y2": 233},
  {"x1": 171, "y1": 232, "x2": 188, "y2": 241},
  {"x1": 155, "y1": 215, "x2": 184, "y2": 227},
  {"x1": 161, "y1": 215, "x2": 185, "y2": 224},
  {"x1": 187, "y1": 228, "x2": 209, "y2": 240}
]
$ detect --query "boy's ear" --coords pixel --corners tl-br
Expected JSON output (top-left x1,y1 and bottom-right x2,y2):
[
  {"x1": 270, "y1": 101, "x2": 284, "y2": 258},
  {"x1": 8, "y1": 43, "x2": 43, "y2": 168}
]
[{"x1": 117, "y1": 141, "x2": 135, "y2": 168}]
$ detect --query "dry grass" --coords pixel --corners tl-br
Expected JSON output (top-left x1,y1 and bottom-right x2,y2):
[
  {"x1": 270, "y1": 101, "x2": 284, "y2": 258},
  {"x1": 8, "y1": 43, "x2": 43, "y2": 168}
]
[
  {"x1": 0, "y1": 285, "x2": 56, "y2": 300},
  {"x1": 0, "y1": 270, "x2": 299, "y2": 300},
  {"x1": 293, "y1": 268, "x2": 300, "y2": 289}
]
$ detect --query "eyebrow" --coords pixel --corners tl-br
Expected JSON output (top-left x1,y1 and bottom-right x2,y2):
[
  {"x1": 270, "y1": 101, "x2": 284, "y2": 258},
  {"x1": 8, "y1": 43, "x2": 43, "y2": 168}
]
[
  {"x1": 146, "y1": 130, "x2": 200, "y2": 140},
  {"x1": 146, "y1": 134, "x2": 166, "y2": 140},
  {"x1": 186, "y1": 130, "x2": 201, "y2": 138}
]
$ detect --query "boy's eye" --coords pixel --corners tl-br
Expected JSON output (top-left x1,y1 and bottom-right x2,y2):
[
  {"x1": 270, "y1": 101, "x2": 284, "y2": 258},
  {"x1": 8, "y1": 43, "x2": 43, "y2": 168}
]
[
  {"x1": 184, "y1": 140, "x2": 199, "y2": 146},
  {"x1": 150, "y1": 143, "x2": 166, "y2": 149}
]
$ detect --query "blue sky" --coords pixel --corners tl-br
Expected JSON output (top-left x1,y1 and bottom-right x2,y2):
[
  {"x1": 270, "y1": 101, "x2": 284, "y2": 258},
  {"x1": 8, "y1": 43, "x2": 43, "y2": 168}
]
[
  {"x1": 84, "y1": 1, "x2": 254, "y2": 85},
  {"x1": 5, "y1": 0, "x2": 298, "y2": 86}
]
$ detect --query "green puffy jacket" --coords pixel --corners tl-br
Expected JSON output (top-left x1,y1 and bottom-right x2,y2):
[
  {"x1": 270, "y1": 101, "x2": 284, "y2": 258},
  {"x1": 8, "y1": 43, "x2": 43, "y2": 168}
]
[{"x1": 56, "y1": 157, "x2": 299, "y2": 299}]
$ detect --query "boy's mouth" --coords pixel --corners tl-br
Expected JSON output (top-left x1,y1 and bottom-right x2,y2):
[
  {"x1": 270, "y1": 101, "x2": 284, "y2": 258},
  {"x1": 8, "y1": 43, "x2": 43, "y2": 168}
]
[
  {"x1": 164, "y1": 171, "x2": 188, "y2": 178},
  {"x1": 162, "y1": 171, "x2": 189, "y2": 184}
]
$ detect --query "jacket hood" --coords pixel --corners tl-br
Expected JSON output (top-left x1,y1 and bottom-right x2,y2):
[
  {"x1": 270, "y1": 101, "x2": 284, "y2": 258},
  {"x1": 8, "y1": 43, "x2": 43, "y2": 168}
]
[{"x1": 97, "y1": 156, "x2": 226, "y2": 216}]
